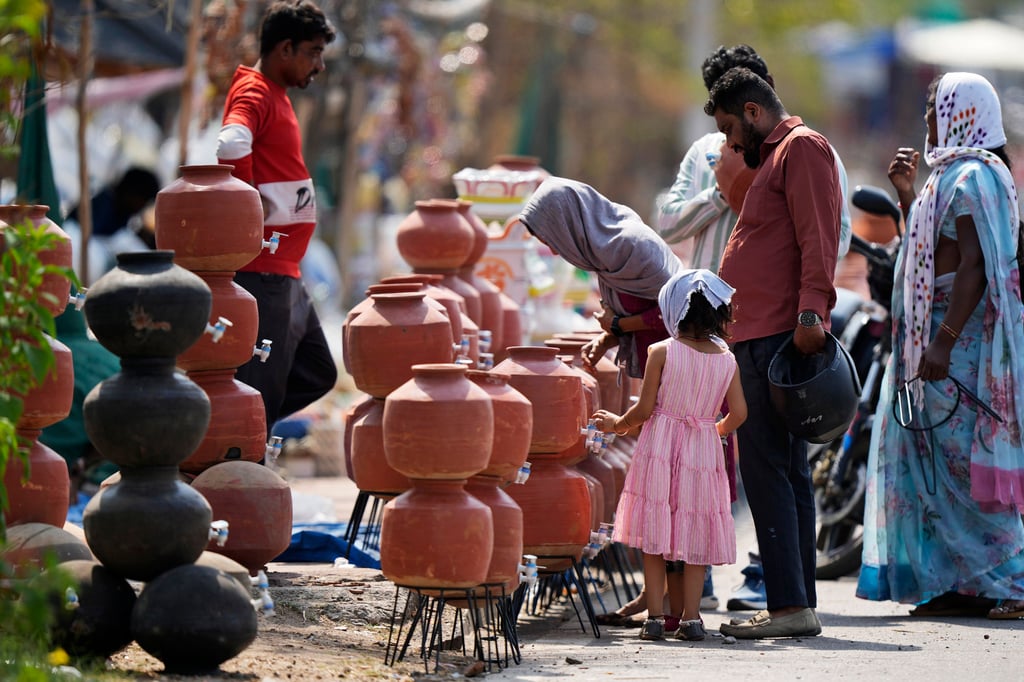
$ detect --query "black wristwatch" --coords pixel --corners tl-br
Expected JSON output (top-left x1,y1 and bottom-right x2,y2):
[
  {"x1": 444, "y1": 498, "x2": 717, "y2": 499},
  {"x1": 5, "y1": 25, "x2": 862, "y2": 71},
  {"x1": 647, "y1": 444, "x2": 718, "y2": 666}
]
[
  {"x1": 798, "y1": 311, "x2": 822, "y2": 328},
  {"x1": 610, "y1": 315, "x2": 625, "y2": 337}
]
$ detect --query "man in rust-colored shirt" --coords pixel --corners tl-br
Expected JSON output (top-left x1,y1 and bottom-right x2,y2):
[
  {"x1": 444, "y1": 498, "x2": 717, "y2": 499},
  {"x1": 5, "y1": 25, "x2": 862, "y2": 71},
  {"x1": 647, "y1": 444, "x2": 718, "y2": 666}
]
[{"x1": 707, "y1": 67, "x2": 841, "y2": 640}]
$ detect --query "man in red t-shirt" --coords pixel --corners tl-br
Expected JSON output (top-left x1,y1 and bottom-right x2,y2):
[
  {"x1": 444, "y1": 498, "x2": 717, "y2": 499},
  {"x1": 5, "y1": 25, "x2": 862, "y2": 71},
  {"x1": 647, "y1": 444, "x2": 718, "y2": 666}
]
[{"x1": 216, "y1": 0, "x2": 337, "y2": 435}]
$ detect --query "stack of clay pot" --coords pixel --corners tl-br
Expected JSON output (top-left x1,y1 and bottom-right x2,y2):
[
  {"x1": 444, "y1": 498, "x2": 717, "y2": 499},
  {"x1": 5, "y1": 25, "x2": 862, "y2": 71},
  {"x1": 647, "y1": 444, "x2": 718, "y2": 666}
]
[
  {"x1": 462, "y1": 369, "x2": 532, "y2": 596},
  {"x1": 495, "y1": 346, "x2": 590, "y2": 573},
  {"x1": 344, "y1": 290, "x2": 454, "y2": 500},
  {"x1": 378, "y1": 363, "x2": 495, "y2": 589},
  {"x1": 396, "y1": 199, "x2": 483, "y2": 366},
  {"x1": 0, "y1": 204, "x2": 73, "y2": 529},
  {"x1": 80, "y1": 249, "x2": 257, "y2": 673},
  {"x1": 544, "y1": 338, "x2": 617, "y2": 530},
  {"x1": 154, "y1": 164, "x2": 291, "y2": 577}
]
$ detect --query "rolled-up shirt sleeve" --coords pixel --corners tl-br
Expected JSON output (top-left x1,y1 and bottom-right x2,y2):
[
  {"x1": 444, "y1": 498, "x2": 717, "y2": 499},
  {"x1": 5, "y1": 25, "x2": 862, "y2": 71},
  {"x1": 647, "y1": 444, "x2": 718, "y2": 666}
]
[{"x1": 784, "y1": 136, "x2": 840, "y2": 317}]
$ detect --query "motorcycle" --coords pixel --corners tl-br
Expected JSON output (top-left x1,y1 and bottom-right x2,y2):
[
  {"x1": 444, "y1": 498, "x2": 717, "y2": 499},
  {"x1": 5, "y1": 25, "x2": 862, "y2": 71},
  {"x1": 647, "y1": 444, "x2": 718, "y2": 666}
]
[{"x1": 812, "y1": 184, "x2": 901, "y2": 580}]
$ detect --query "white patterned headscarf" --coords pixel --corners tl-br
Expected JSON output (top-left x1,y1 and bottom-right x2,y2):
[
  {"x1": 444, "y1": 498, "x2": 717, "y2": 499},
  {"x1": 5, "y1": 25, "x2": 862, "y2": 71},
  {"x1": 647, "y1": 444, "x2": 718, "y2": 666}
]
[
  {"x1": 658, "y1": 269, "x2": 735, "y2": 338},
  {"x1": 900, "y1": 72, "x2": 1015, "y2": 390}
]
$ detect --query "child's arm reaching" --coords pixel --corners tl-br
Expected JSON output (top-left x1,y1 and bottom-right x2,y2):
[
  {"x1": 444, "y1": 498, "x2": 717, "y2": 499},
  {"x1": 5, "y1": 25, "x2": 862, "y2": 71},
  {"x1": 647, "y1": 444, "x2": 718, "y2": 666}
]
[
  {"x1": 591, "y1": 342, "x2": 667, "y2": 435},
  {"x1": 716, "y1": 364, "x2": 747, "y2": 438}
]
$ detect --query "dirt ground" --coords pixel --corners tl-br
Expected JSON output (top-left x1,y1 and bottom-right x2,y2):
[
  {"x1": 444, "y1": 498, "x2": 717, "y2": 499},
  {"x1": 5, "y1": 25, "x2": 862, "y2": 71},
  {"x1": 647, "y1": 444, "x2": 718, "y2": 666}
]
[{"x1": 105, "y1": 563, "x2": 489, "y2": 681}]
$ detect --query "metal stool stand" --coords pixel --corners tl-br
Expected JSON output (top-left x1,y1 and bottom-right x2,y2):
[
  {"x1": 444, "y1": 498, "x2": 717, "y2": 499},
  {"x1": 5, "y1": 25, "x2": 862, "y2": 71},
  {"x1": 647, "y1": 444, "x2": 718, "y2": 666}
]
[
  {"x1": 534, "y1": 556, "x2": 602, "y2": 638},
  {"x1": 385, "y1": 585, "x2": 478, "y2": 673},
  {"x1": 385, "y1": 584, "x2": 523, "y2": 673},
  {"x1": 342, "y1": 490, "x2": 385, "y2": 560},
  {"x1": 468, "y1": 583, "x2": 520, "y2": 670}
]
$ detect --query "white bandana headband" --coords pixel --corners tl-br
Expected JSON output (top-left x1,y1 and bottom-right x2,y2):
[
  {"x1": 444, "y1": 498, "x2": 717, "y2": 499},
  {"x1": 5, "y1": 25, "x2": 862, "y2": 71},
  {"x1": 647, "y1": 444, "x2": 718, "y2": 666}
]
[
  {"x1": 901, "y1": 72, "x2": 1011, "y2": 390},
  {"x1": 659, "y1": 269, "x2": 735, "y2": 337}
]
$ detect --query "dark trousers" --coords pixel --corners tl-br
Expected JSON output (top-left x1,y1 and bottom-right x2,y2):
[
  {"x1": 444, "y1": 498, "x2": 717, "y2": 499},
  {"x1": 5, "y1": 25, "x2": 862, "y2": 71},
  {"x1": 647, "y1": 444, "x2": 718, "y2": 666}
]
[
  {"x1": 733, "y1": 332, "x2": 817, "y2": 610},
  {"x1": 234, "y1": 272, "x2": 337, "y2": 434}
]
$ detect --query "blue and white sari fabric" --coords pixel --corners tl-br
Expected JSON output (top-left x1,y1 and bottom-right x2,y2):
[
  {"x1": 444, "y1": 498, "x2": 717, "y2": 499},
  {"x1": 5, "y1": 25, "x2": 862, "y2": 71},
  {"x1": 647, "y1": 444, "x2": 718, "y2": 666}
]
[{"x1": 858, "y1": 72, "x2": 1024, "y2": 605}]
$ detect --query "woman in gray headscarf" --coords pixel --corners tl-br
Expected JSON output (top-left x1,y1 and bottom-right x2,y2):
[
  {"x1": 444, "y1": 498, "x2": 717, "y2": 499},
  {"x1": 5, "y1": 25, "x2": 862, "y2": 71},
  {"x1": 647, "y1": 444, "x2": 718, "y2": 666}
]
[{"x1": 518, "y1": 177, "x2": 684, "y2": 378}]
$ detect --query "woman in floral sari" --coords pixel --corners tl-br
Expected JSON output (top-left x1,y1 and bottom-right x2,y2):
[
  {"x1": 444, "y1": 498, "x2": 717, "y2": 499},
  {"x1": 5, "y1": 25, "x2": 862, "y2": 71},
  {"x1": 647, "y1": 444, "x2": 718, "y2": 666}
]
[{"x1": 857, "y1": 72, "x2": 1024, "y2": 618}]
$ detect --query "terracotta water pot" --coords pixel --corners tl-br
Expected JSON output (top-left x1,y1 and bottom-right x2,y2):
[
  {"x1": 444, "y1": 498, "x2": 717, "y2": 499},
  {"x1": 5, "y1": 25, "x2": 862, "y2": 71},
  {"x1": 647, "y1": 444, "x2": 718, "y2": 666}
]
[
  {"x1": 2, "y1": 523, "x2": 93, "y2": 576},
  {"x1": 553, "y1": 332, "x2": 622, "y2": 414},
  {"x1": 51, "y1": 559, "x2": 137, "y2": 659},
  {"x1": 572, "y1": 465, "x2": 604, "y2": 532},
  {"x1": 84, "y1": 358, "x2": 212, "y2": 469},
  {"x1": 3, "y1": 439, "x2": 71, "y2": 528},
  {"x1": 548, "y1": 345, "x2": 602, "y2": 467},
  {"x1": 5, "y1": 334, "x2": 73, "y2": 527},
  {"x1": 346, "y1": 292, "x2": 455, "y2": 399},
  {"x1": 380, "y1": 479, "x2": 493, "y2": 589},
  {"x1": 465, "y1": 370, "x2": 531, "y2": 480},
  {"x1": 497, "y1": 293, "x2": 522, "y2": 361},
  {"x1": 154, "y1": 164, "x2": 264, "y2": 272},
  {"x1": 342, "y1": 393, "x2": 376, "y2": 481},
  {"x1": 0, "y1": 204, "x2": 72, "y2": 316},
  {"x1": 83, "y1": 250, "x2": 212, "y2": 359},
  {"x1": 396, "y1": 199, "x2": 475, "y2": 272},
  {"x1": 342, "y1": 282, "x2": 446, "y2": 374},
  {"x1": 176, "y1": 271, "x2": 259, "y2": 371},
  {"x1": 576, "y1": 451, "x2": 618, "y2": 524},
  {"x1": 177, "y1": 369, "x2": 266, "y2": 475},
  {"x1": 504, "y1": 459, "x2": 590, "y2": 567},
  {"x1": 434, "y1": 271, "x2": 482, "y2": 328},
  {"x1": 491, "y1": 346, "x2": 583, "y2": 456},
  {"x1": 350, "y1": 397, "x2": 411, "y2": 496},
  {"x1": 130, "y1": 563, "x2": 258, "y2": 674},
  {"x1": 382, "y1": 363, "x2": 493, "y2": 479},
  {"x1": 379, "y1": 273, "x2": 465, "y2": 341},
  {"x1": 456, "y1": 200, "x2": 503, "y2": 352},
  {"x1": 83, "y1": 466, "x2": 213, "y2": 582},
  {"x1": 17, "y1": 333, "x2": 74, "y2": 430},
  {"x1": 190, "y1": 460, "x2": 293, "y2": 575},
  {"x1": 465, "y1": 476, "x2": 522, "y2": 589}
]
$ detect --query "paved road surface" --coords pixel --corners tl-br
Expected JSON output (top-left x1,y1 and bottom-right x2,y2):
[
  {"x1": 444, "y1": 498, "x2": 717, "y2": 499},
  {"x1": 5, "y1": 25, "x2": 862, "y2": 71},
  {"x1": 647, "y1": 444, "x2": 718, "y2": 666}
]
[{"x1": 289, "y1": 475, "x2": 1024, "y2": 681}]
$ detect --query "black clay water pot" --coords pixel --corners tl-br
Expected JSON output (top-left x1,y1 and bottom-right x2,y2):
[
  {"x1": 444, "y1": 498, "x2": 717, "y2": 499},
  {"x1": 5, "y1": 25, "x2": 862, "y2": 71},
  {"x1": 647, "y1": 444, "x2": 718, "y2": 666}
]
[
  {"x1": 83, "y1": 250, "x2": 212, "y2": 359},
  {"x1": 131, "y1": 563, "x2": 258, "y2": 674},
  {"x1": 83, "y1": 466, "x2": 212, "y2": 582},
  {"x1": 50, "y1": 559, "x2": 136, "y2": 659},
  {"x1": 83, "y1": 358, "x2": 211, "y2": 469}
]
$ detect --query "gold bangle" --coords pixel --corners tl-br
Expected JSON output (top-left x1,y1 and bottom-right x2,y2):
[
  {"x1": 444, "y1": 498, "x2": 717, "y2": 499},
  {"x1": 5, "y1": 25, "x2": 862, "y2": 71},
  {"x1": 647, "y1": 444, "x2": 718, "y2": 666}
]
[{"x1": 939, "y1": 322, "x2": 960, "y2": 340}]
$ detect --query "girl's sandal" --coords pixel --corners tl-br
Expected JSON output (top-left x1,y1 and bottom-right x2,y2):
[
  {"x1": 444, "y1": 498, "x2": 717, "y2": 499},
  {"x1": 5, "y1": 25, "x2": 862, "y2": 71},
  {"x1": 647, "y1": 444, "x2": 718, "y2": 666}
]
[{"x1": 988, "y1": 600, "x2": 1024, "y2": 620}]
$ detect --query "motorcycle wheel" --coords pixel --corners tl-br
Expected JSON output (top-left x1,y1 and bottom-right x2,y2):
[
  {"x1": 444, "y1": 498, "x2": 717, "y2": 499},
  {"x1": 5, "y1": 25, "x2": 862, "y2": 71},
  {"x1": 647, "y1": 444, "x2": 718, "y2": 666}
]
[{"x1": 814, "y1": 429, "x2": 869, "y2": 580}]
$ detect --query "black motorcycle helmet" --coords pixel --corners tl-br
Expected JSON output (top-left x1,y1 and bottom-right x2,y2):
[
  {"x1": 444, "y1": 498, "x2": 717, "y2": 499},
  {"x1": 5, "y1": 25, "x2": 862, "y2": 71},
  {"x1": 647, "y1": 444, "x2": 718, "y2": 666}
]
[{"x1": 768, "y1": 332, "x2": 862, "y2": 444}]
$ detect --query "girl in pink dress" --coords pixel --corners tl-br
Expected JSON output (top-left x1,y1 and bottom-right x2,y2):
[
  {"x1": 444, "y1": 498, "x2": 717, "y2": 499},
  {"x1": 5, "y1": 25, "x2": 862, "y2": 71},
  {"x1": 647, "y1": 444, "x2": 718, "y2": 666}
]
[{"x1": 593, "y1": 270, "x2": 746, "y2": 641}]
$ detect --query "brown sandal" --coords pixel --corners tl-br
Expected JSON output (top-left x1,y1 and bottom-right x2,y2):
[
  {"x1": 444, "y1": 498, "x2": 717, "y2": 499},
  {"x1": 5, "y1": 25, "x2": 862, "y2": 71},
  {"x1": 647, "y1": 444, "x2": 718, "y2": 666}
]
[{"x1": 988, "y1": 600, "x2": 1024, "y2": 620}]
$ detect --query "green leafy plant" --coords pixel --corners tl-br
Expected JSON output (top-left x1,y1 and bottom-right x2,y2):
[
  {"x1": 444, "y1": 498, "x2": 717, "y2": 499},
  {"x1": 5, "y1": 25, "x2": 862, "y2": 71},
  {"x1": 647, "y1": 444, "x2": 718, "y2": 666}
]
[
  {"x1": 0, "y1": 217, "x2": 78, "y2": 541},
  {"x1": 0, "y1": 219, "x2": 89, "y2": 679}
]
